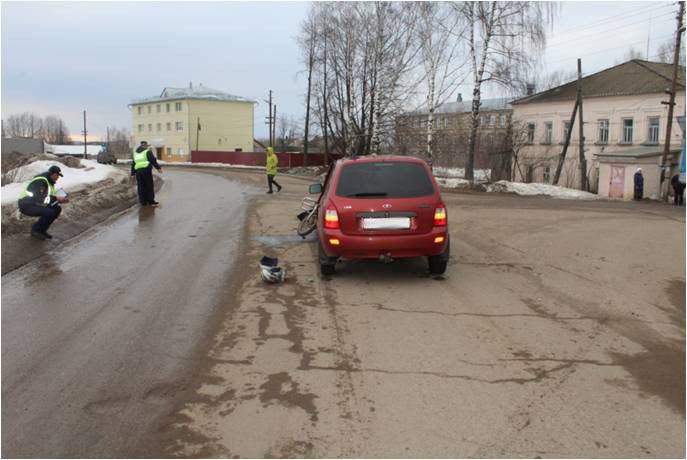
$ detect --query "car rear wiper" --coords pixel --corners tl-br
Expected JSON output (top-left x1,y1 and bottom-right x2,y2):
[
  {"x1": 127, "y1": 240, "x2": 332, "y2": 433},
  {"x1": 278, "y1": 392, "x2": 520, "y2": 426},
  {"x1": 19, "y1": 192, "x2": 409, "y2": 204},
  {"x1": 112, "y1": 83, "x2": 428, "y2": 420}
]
[{"x1": 347, "y1": 192, "x2": 388, "y2": 197}]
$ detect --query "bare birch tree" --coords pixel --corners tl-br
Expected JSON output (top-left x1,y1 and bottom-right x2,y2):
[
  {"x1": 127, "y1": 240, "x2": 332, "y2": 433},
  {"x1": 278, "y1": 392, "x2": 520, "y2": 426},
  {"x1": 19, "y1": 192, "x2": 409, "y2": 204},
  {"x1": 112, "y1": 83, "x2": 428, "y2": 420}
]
[
  {"x1": 456, "y1": 1, "x2": 552, "y2": 181},
  {"x1": 414, "y1": 2, "x2": 466, "y2": 163},
  {"x1": 298, "y1": 2, "x2": 420, "y2": 157}
]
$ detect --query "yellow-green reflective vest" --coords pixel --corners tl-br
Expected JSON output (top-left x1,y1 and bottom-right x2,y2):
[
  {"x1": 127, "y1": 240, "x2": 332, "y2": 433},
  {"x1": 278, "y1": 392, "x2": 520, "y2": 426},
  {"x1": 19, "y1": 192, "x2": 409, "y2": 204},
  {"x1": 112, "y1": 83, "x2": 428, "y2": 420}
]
[
  {"x1": 133, "y1": 149, "x2": 150, "y2": 170},
  {"x1": 19, "y1": 176, "x2": 56, "y2": 205}
]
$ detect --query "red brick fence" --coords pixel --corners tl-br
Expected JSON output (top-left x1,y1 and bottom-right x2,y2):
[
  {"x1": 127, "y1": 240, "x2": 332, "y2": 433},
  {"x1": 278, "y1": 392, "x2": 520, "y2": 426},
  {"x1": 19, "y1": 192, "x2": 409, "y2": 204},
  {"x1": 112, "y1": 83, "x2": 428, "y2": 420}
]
[{"x1": 191, "y1": 151, "x2": 342, "y2": 167}]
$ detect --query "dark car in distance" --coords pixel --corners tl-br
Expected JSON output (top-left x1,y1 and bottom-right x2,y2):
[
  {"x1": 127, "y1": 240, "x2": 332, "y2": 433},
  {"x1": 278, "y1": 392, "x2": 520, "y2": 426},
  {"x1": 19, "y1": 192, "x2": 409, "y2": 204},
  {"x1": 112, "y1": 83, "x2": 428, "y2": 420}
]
[{"x1": 310, "y1": 155, "x2": 450, "y2": 275}]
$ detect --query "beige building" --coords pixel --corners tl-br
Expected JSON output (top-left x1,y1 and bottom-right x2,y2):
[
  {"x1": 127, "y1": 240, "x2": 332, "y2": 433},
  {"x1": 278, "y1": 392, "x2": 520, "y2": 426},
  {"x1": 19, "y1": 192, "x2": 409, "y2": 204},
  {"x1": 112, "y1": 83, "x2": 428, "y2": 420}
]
[
  {"x1": 130, "y1": 84, "x2": 255, "y2": 162},
  {"x1": 511, "y1": 60, "x2": 685, "y2": 199}
]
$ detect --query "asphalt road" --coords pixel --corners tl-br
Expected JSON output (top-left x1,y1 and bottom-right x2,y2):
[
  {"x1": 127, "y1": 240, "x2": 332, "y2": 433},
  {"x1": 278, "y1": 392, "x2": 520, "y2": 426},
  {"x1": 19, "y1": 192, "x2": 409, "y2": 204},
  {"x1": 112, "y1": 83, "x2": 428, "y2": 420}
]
[{"x1": 2, "y1": 169, "x2": 253, "y2": 457}]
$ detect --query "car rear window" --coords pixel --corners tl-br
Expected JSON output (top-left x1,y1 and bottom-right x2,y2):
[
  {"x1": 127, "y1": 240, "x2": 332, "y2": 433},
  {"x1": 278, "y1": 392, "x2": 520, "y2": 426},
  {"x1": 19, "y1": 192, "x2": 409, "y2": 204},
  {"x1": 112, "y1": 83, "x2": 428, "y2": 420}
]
[{"x1": 335, "y1": 162, "x2": 435, "y2": 198}]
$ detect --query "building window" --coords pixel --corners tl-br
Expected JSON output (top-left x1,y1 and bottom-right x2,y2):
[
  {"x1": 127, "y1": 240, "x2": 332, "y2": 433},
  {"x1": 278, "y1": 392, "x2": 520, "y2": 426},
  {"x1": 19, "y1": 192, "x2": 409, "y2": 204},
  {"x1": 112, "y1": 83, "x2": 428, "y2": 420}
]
[
  {"x1": 137, "y1": 106, "x2": 142, "y2": 115},
  {"x1": 479, "y1": 115, "x2": 484, "y2": 127},
  {"x1": 137, "y1": 124, "x2": 143, "y2": 133},
  {"x1": 648, "y1": 117, "x2": 660, "y2": 144},
  {"x1": 489, "y1": 114, "x2": 496, "y2": 127},
  {"x1": 598, "y1": 119, "x2": 609, "y2": 144},
  {"x1": 147, "y1": 106, "x2": 151, "y2": 114},
  {"x1": 527, "y1": 123, "x2": 535, "y2": 144},
  {"x1": 563, "y1": 121, "x2": 571, "y2": 142},
  {"x1": 156, "y1": 123, "x2": 161, "y2": 132},
  {"x1": 218, "y1": 138, "x2": 222, "y2": 145},
  {"x1": 166, "y1": 103, "x2": 170, "y2": 113},
  {"x1": 543, "y1": 166, "x2": 551, "y2": 183},
  {"x1": 622, "y1": 118, "x2": 633, "y2": 143},
  {"x1": 175, "y1": 121, "x2": 183, "y2": 131},
  {"x1": 177, "y1": 147, "x2": 184, "y2": 155},
  {"x1": 544, "y1": 122, "x2": 553, "y2": 144},
  {"x1": 175, "y1": 102, "x2": 182, "y2": 112},
  {"x1": 156, "y1": 104, "x2": 161, "y2": 113},
  {"x1": 166, "y1": 147, "x2": 172, "y2": 156},
  {"x1": 499, "y1": 114, "x2": 506, "y2": 127},
  {"x1": 148, "y1": 123, "x2": 152, "y2": 132},
  {"x1": 166, "y1": 122, "x2": 171, "y2": 131}
]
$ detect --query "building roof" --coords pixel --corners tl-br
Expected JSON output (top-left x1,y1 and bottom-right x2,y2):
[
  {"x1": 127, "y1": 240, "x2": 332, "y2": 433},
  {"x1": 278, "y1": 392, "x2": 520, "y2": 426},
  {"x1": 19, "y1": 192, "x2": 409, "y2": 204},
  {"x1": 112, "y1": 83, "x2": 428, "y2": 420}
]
[
  {"x1": 411, "y1": 97, "x2": 513, "y2": 115},
  {"x1": 131, "y1": 84, "x2": 255, "y2": 105},
  {"x1": 596, "y1": 145, "x2": 680, "y2": 160},
  {"x1": 513, "y1": 60, "x2": 686, "y2": 105}
]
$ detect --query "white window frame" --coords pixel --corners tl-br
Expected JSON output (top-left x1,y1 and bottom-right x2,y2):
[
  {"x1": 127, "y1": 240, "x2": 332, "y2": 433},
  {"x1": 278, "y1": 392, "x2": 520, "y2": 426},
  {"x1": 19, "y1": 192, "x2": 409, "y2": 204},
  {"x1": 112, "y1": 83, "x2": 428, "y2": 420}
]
[
  {"x1": 175, "y1": 121, "x2": 183, "y2": 131},
  {"x1": 166, "y1": 103, "x2": 170, "y2": 113},
  {"x1": 527, "y1": 122, "x2": 535, "y2": 144},
  {"x1": 622, "y1": 118, "x2": 633, "y2": 143},
  {"x1": 544, "y1": 122, "x2": 553, "y2": 144},
  {"x1": 137, "y1": 106, "x2": 142, "y2": 115},
  {"x1": 563, "y1": 121, "x2": 571, "y2": 142},
  {"x1": 137, "y1": 124, "x2": 143, "y2": 133},
  {"x1": 499, "y1": 114, "x2": 506, "y2": 128},
  {"x1": 175, "y1": 102, "x2": 182, "y2": 112},
  {"x1": 648, "y1": 117, "x2": 660, "y2": 144},
  {"x1": 598, "y1": 119, "x2": 609, "y2": 144},
  {"x1": 148, "y1": 123, "x2": 152, "y2": 132}
]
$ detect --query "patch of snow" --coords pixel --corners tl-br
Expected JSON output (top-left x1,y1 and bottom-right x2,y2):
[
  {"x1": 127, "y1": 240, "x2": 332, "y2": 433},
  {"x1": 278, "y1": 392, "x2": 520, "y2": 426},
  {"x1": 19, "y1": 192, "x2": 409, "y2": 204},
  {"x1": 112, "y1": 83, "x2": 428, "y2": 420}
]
[
  {"x1": 487, "y1": 181, "x2": 599, "y2": 200},
  {"x1": 433, "y1": 166, "x2": 491, "y2": 182},
  {"x1": 435, "y1": 177, "x2": 472, "y2": 189},
  {"x1": 1, "y1": 159, "x2": 125, "y2": 205}
]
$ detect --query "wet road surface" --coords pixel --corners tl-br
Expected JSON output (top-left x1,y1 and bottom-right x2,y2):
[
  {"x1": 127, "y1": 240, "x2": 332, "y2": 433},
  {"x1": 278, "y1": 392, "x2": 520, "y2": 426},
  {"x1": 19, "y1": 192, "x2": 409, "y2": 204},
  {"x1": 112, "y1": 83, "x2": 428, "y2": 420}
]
[{"x1": 2, "y1": 169, "x2": 253, "y2": 457}]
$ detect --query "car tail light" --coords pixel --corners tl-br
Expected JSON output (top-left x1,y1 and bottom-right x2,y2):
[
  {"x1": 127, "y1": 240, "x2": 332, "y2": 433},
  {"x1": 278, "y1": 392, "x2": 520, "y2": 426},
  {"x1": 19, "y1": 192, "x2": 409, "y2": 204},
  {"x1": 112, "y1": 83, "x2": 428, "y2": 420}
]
[
  {"x1": 434, "y1": 205, "x2": 447, "y2": 226},
  {"x1": 434, "y1": 236, "x2": 445, "y2": 244},
  {"x1": 324, "y1": 207, "x2": 340, "y2": 229}
]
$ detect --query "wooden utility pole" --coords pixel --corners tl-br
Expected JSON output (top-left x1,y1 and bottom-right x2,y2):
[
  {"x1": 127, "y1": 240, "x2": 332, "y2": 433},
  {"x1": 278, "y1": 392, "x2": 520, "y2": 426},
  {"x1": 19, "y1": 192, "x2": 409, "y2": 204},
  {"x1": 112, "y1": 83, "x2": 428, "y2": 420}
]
[
  {"x1": 273, "y1": 104, "x2": 277, "y2": 150},
  {"x1": 196, "y1": 117, "x2": 201, "y2": 152},
  {"x1": 660, "y1": 1, "x2": 685, "y2": 200},
  {"x1": 577, "y1": 58, "x2": 587, "y2": 191},
  {"x1": 264, "y1": 90, "x2": 273, "y2": 147},
  {"x1": 82, "y1": 110, "x2": 88, "y2": 159},
  {"x1": 553, "y1": 99, "x2": 578, "y2": 185}
]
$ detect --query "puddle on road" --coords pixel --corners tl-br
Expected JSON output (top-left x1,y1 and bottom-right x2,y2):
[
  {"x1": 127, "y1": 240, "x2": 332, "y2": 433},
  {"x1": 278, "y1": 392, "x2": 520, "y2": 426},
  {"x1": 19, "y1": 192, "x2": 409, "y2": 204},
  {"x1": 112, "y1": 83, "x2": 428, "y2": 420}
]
[{"x1": 254, "y1": 234, "x2": 316, "y2": 246}]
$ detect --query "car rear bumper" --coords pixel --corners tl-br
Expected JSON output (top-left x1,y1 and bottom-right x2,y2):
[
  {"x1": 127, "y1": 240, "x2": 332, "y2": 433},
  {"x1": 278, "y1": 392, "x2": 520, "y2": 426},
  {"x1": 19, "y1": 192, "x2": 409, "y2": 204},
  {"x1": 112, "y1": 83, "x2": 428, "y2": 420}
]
[{"x1": 320, "y1": 228, "x2": 449, "y2": 259}]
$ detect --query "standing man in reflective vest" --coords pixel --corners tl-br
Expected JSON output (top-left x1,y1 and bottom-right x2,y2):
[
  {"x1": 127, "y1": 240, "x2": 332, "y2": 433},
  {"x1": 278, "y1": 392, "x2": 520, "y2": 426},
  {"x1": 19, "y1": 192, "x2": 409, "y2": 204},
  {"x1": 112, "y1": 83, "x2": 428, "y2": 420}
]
[
  {"x1": 131, "y1": 140, "x2": 163, "y2": 206},
  {"x1": 17, "y1": 165, "x2": 69, "y2": 240}
]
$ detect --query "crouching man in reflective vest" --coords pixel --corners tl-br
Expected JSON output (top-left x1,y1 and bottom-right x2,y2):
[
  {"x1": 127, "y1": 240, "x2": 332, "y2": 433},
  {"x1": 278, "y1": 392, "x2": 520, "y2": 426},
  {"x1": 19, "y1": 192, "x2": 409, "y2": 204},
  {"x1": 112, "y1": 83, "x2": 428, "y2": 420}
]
[
  {"x1": 17, "y1": 165, "x2": 69, "y2": 240},
  {"x1": 131, "y1": 140, "x2": 163, "y2": 206}
]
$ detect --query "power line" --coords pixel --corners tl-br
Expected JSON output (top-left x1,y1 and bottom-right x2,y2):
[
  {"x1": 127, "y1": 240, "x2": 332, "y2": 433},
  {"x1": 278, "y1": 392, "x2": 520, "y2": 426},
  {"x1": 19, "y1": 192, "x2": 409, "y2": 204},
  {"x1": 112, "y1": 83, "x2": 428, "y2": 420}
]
[
  {"x1": 545, "y1": 32, "x2": 675, "y2": 66},
  {"x1": 546, "y1": 11, "x2": 675, "y2": 50},
  {"x1": 550, "y1": 2, "x2": 673, "y2": 38}
]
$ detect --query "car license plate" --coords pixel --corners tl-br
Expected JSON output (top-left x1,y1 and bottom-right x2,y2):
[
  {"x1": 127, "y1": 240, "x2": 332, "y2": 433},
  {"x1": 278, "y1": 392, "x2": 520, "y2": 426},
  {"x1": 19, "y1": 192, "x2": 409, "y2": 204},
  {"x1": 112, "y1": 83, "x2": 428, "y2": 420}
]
[{"x1": 362, "y1": 217, "x2": 410, "y2": 230}]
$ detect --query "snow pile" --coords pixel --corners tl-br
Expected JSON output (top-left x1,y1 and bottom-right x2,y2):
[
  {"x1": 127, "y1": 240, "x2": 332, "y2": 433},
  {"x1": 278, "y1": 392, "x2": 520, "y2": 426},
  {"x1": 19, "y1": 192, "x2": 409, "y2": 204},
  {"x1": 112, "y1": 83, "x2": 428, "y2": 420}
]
[
  {"x1": 487, "y1": 181, "x2": 599, "y2": 200},
  {"x1": 433, "y1": 166, "x2": 491, "y2": 182},
  {"x1": 435, "y1": 177, "x2": 471, "y2": 189},
  {"x1": 1, "y1": 159, "x2": 126, "y2": 205}
]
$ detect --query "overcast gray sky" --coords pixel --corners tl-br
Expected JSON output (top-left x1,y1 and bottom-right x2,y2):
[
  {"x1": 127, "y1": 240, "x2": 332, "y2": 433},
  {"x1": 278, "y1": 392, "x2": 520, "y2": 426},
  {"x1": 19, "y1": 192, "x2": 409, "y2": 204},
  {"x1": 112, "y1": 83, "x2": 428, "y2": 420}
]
[{"x1": 1, "y1": 1, "x2": 680, "y2": 141}]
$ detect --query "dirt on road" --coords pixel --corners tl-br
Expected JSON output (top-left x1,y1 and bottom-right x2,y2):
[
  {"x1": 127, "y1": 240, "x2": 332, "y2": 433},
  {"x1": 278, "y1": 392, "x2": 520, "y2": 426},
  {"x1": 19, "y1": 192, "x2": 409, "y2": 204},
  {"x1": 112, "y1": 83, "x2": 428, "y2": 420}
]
[{"x1": 152, "y1": 172, "x2": 685, "y2": 458}]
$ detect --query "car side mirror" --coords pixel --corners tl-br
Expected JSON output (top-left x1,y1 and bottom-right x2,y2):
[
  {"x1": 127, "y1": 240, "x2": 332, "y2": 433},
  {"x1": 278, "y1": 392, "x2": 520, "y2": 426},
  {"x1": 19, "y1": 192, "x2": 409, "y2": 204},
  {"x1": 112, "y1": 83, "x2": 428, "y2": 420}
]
[{"x1": 309, "y1": 183, "x2": 322, "y2": 194}]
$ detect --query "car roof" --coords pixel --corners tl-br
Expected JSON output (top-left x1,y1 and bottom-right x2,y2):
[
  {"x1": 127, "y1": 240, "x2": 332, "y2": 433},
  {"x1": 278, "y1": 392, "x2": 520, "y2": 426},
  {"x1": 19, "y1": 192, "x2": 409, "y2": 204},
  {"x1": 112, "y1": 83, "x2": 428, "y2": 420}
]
[{"x1": 336, "y1": 155, "x2": 428, "y2": 166}]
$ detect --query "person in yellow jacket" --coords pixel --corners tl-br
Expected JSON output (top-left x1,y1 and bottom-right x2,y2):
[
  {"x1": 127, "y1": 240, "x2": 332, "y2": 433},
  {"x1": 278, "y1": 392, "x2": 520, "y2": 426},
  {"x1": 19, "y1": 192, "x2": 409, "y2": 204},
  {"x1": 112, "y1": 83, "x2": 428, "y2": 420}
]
[{"x1": 265, "y1": 147, "x2": 282, "y2": 194}]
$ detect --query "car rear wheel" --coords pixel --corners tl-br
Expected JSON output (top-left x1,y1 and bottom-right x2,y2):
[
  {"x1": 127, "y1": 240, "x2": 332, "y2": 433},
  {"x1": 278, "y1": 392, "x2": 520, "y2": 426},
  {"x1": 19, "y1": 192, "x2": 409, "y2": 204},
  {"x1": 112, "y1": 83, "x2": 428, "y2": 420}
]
[
  {"x1": 319, "y1": 242, "x2": 337, "y2": 275},
  {"x1": 428, "y1": 238, "x2": 450, "y2": 275}
]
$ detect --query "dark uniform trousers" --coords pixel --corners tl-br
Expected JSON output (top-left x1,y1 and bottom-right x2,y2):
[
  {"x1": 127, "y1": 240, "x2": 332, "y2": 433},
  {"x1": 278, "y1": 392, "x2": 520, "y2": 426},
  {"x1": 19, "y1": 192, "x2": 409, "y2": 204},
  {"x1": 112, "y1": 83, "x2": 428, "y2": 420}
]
[
  {"x1": 135, "y1": 168, "x2": 155, "y2": 205},
  {"x1": 18, "y1": 202, "x2": 62, "y2": 233}
]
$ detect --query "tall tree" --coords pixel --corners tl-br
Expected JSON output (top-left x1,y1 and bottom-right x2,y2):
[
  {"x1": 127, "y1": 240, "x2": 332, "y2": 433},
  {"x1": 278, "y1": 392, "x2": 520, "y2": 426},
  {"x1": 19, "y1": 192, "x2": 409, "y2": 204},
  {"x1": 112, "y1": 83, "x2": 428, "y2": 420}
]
[
  {"x1": 456, "y1": 1, "x2": 552, "y2": 181},
  {"x1": 415, "y1": 2, "x2": 465, "y2": 163}
]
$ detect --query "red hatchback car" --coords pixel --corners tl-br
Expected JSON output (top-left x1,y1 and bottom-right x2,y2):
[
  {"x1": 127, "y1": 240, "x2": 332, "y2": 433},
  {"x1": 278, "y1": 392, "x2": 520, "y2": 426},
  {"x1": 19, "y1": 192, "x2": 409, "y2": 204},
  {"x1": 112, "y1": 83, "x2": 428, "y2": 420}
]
[{"x1": 311, "y1": 155, "x2": 450, "y2": 275}]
